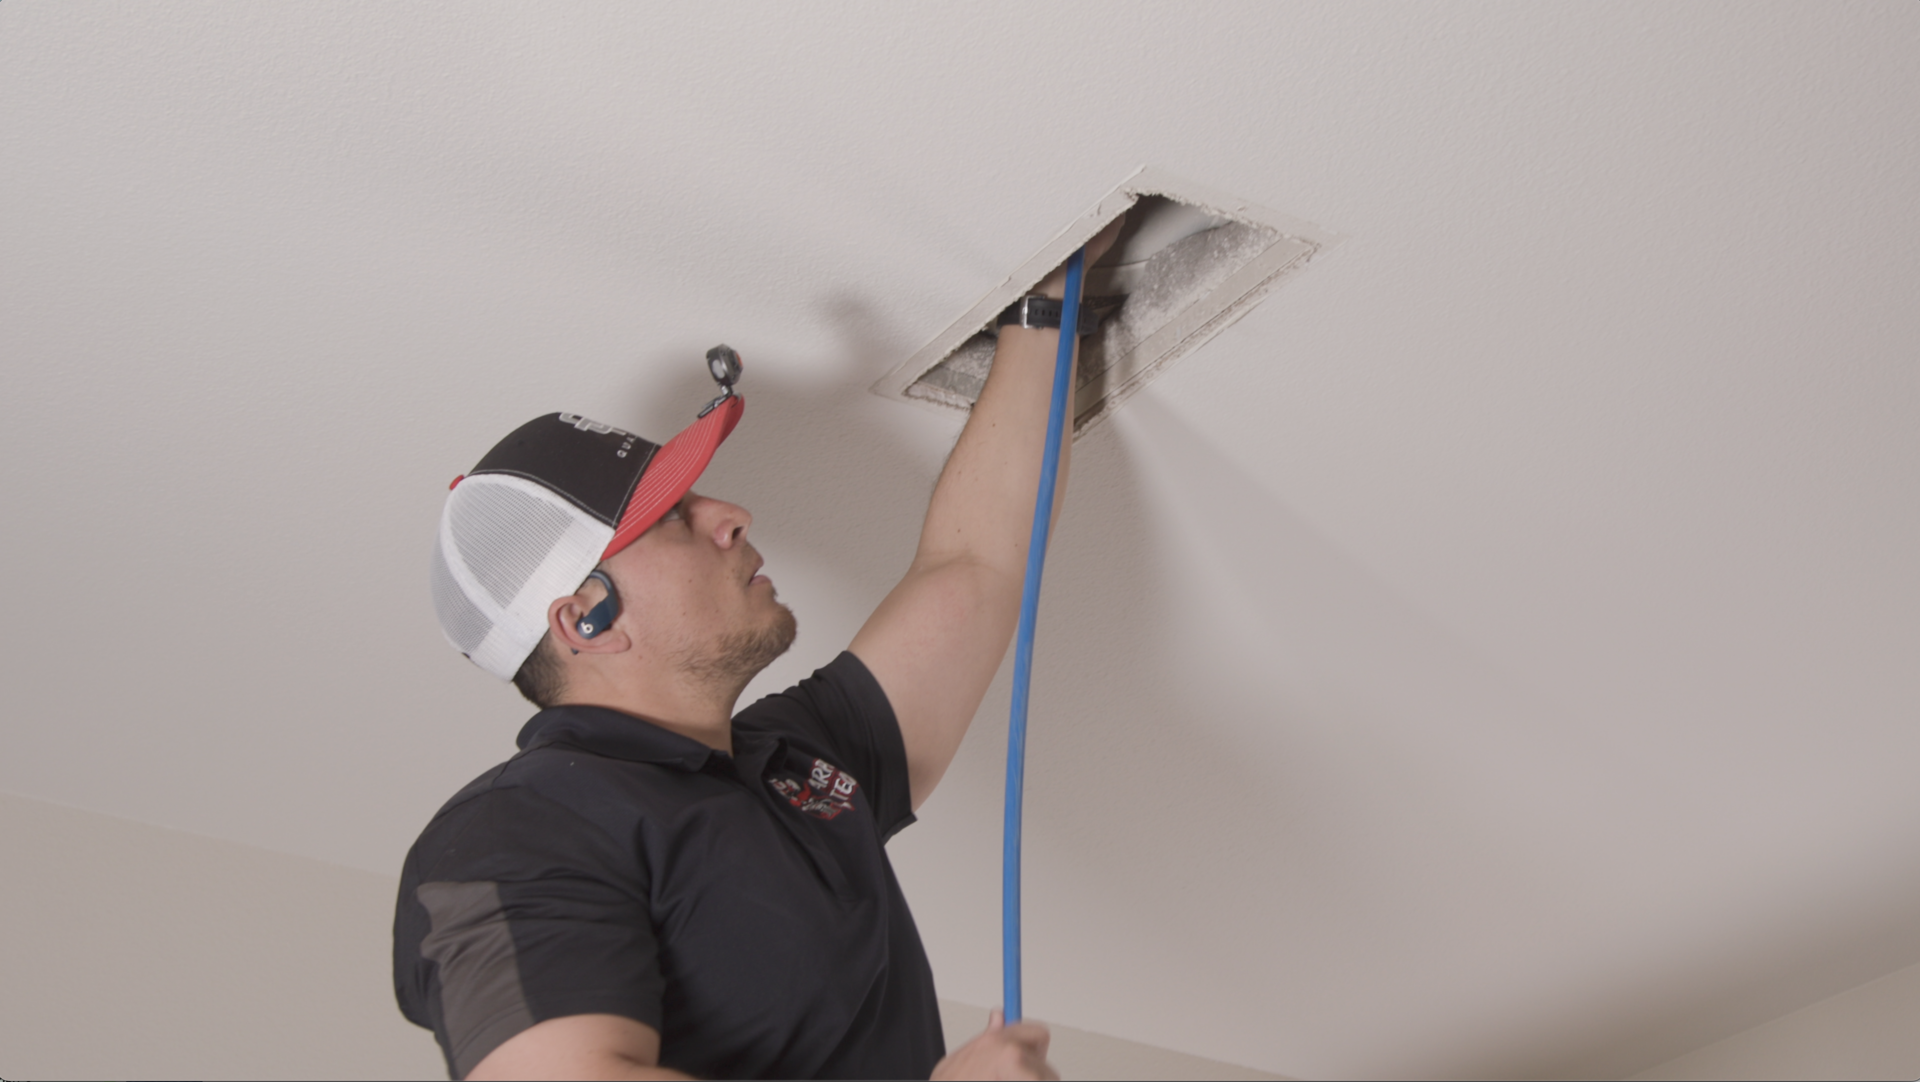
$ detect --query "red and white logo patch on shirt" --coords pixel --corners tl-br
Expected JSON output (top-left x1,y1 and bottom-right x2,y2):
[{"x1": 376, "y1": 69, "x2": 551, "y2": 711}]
[{"x1": 768, "y1": 758, "x2": 859, "y2": 820}]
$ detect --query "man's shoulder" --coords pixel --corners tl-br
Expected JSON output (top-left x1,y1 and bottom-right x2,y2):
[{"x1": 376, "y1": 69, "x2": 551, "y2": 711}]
[
  {"x1": 399, "y1": 759, "x2": 655, "y2": 914},
  {"x1": 416, "y1": 745, "x2": 587, "y2": 825},
  {"x1": 734, "y1": 651, "x2": 893, "y2": 735},
  {"x1": 423, "y1": 741, "x2": 704, "y2": 841}
]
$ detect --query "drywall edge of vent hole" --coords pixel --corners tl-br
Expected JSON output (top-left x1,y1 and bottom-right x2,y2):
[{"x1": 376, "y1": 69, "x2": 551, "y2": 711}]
[
  {"x1": 900, "y1": 206, "x2": 1289, "y2": 425},
  {"x1": 870, "y1": 166, "x2": 1344, "y2": 439},
  {"x1": 898, "y1": 195, "x2": 1240, "y2": 410},
  {"x1": 900, "y1": 202, "x2": 1305, "y2": 433}
]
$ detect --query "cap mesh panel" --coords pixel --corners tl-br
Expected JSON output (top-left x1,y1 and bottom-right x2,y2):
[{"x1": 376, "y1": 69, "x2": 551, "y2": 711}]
[
  {"x1": 429, "y1": 536, "x2": 493, "y2": 653},
  {"x1": 449, "y1": 481, "x2": 577, "y2": 607}
]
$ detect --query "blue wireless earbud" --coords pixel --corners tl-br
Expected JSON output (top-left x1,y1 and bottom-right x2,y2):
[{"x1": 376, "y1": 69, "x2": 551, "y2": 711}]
[{"x1": 576, "y1": 570, "x2": 620, "y2": 638}]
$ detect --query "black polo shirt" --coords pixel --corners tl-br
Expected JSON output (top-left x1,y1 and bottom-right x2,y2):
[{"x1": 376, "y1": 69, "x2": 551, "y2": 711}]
[{"x1": 393, "y1": 652, "x2": 943, "y2": 1079}]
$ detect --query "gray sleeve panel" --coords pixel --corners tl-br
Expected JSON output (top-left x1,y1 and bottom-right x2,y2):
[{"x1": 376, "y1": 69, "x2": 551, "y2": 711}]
[{"x1": 417, "y1": 880, "x2": 536, "y2": 1080}]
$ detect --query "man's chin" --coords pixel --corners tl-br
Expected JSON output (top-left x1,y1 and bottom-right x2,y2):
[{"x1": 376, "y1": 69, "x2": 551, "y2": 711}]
[
  {"x1": 763, "y1": 602, "x2": 798, "y2": 662},
  {"x1": 688, "y1": 603, "x2": 798, "y2": 687}
]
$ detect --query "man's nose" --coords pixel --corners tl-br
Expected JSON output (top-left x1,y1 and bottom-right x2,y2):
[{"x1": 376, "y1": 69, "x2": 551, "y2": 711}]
[{"x1": 689, "y1": 494, "x2": 752, "y2": 548}]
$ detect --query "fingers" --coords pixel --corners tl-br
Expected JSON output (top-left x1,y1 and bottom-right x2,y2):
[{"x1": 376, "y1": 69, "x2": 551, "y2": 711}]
[
  {"x1": 1083, "y1": 211, "x2": 1127, "y2": 265},
  {"x1": 929, "y1": 1012, "x2": 1053, "y2": 1081},
  {"x1": 1002, "y1": 1021, "x2": 1050, "y2": 1055},
  {"x1": 1034, "y1": 211, "x2": 1127, "y2": 299},
  {"x1": 1015, "y1": 1026, "x2": 1058, "y2": 1081},
  {"x1": 1021, "y1": 1021, "x2": 1051, "y2": 1060}
]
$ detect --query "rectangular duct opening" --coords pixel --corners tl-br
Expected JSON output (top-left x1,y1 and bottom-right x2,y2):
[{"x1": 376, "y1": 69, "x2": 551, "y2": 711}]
[{"x1": 872, "y1": 168, "x2": 1339, "y2": 436}]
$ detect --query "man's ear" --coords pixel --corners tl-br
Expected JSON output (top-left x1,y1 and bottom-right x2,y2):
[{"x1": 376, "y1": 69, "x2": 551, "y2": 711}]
[{"x1": 548, "y1": 588, "x2": 630, "y2": 657}]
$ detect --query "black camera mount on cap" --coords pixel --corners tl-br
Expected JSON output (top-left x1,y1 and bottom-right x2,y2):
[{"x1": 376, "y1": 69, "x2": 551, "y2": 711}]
[{"x1": 700, "y1": 344, "x2": 743, "y2": 417}]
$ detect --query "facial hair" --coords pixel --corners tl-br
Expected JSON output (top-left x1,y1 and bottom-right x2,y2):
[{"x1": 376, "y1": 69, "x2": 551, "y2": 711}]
[{"x1": 676, "y1": 601, "x2": 798, "y2": 693}]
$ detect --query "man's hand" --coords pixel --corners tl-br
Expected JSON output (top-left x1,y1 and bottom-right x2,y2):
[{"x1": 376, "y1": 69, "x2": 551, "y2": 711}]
[
  {"x1": 1032, "y1": 215, "x2": 1126, "y2": 298},
  {"x1": 931, "y1": 1009, "x2": 1058, "y2": 1081}
]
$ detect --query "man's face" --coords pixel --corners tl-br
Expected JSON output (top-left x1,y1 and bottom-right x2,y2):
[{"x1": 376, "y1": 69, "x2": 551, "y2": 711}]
[{"x1": 600, "y1": 491, "x2": 796, "y2": 683}]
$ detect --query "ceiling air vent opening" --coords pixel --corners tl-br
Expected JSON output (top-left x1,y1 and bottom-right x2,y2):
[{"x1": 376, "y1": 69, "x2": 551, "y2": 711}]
[{"x1": 872, "y1": 168, "x2": 1340, "y2": 436}]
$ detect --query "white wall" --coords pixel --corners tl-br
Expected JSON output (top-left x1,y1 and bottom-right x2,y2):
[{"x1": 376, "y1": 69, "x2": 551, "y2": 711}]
[
  {"x1": 0, "y1": 790, "x2": 446, "y2": 1081},
  {"x1": 1631, "y1": 958, "x2": 1920, "y2": 1081},
  {"x1": 0, "y1": 789, "x2": 1279, "y2": 1081}
]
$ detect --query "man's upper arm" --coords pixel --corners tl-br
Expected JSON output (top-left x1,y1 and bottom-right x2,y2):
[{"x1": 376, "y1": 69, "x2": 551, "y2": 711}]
[
  {"x1": 850, "y1": 553, "x2": 1023, "y2": 811},
  {"x1": 398, "y1": 786, "x2": 665, "y2": 1077}
]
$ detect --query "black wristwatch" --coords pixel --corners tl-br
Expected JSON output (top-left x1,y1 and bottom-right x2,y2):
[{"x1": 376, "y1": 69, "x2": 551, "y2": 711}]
[{"x1": 995, "y1": 295, "x2": 1117, "y2": 336}]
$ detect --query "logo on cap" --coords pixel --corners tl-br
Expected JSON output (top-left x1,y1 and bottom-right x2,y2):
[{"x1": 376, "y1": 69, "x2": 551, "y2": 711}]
[
  {"x1": 557, "y1": 413, "x2": 641, "y2": 458},
  {"x1": 557, "y1": 413, "x2": 634, "y2": 437}
]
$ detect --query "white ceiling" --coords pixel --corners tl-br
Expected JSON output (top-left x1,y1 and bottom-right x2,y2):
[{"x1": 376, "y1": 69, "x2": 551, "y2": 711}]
[{"x1": 4, "y1": 3, "x2": 1917, "y2": 1078}]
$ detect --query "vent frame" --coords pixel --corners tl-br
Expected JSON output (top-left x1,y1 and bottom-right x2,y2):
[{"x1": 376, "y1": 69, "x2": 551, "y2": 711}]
[{"x1": 870, "y1": 166, "x2": 1342, "y2": 436}]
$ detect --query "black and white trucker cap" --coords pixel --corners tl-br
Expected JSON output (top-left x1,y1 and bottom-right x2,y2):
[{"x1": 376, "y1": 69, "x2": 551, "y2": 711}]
[{"x1": 430, "y1": 389, "x2": 744, "y2": 680}]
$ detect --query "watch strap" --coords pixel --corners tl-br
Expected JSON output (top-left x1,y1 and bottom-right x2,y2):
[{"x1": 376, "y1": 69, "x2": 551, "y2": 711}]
[{"x1": 995, "y1": 295, "x2": 1121, "y2": 336}]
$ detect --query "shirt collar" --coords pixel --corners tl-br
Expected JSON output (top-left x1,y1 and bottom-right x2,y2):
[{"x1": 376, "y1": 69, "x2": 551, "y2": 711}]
[{"x1": 515, "y1": 703, "x2": 776, "y2": 773}]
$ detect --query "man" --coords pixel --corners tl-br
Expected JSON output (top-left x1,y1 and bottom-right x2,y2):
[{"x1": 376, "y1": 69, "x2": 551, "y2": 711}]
[{"x1": 395, "y1": 222, "x2": 1121, "y2": 1080}]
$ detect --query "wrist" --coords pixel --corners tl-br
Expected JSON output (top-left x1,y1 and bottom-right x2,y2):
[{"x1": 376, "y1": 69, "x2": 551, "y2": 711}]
[{"x1": 996, "y1": 293, "x2": 1117, "y2": 337}]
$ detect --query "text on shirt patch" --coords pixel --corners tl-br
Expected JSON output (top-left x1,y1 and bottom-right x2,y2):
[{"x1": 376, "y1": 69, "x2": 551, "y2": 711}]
[{"x1": 768, "y1": 758, "x2": 859, "y2": 820}]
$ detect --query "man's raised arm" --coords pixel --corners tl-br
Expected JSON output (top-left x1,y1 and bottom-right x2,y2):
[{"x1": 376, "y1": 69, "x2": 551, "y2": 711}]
[{"x1": 850, "y1": 220, "x2": 1123, "y2": 810}]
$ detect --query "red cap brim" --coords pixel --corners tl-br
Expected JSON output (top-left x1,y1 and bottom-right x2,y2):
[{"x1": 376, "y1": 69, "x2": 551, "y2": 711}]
[{"x1": 601, "y1": 394, "x2": 744, "y2": 559}]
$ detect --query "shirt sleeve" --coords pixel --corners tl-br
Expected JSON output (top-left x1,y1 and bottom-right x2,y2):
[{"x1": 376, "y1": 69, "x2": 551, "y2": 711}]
[
  {"x1": 735, "y1": 651, "x2": 917, "y2": 842},
  {"x1": 398, "y1": 784, "x2": 663, "y2": 1079}
]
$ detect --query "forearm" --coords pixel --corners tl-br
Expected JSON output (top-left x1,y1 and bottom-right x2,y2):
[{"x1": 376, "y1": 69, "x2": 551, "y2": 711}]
[
  {"x1": 468, "y1": 1051, "x2": 692, "y2": 1081},
  {"x1": 463, "y1": 1015, "x2": 687, "y2": 1081},
  {"x1": 851, "y1": 237, "x2": 1111, "y2": 808},
  {"x1": 915, "y1": 304, "x2": 1078, "y2": 579}
]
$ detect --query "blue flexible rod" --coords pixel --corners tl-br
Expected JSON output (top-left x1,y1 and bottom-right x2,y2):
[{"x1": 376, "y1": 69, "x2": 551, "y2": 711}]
[{"x1": 1004, "y1": 247, "x2": 1085, "y2": 1023}]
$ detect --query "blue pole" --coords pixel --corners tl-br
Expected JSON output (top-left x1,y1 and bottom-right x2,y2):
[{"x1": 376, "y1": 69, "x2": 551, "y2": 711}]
[{"x1": 1003, "y1": 247, "x2": 1085, "y2": 1023}]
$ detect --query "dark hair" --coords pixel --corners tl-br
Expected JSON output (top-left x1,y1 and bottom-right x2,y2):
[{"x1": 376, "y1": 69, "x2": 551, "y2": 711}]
[{"x1": 511, "y1": 632, "x2": 567, "y2": 709}]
